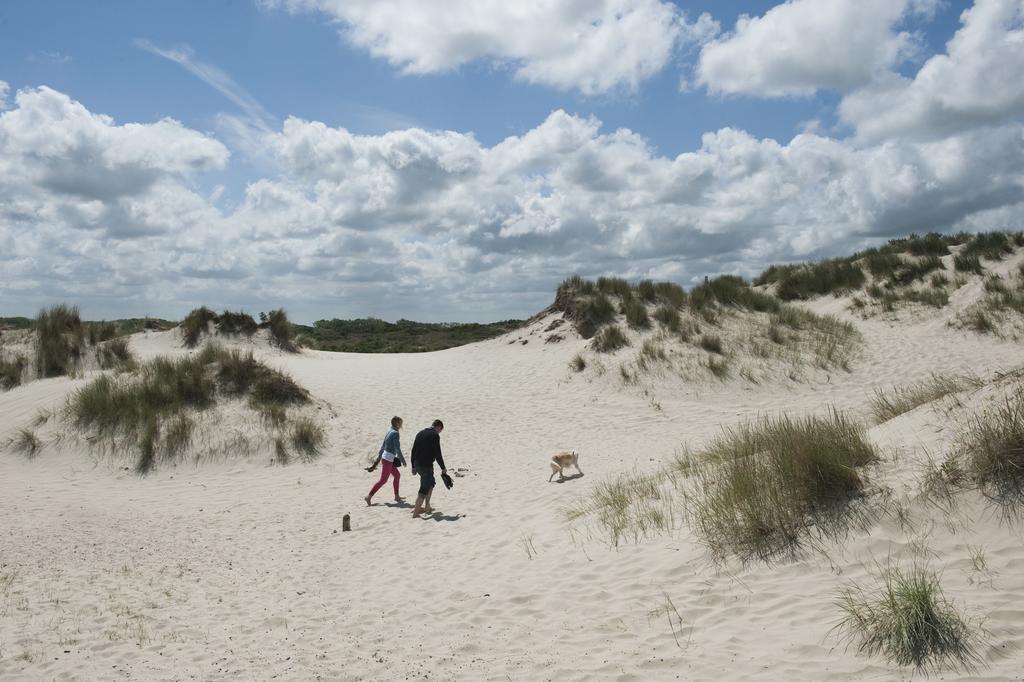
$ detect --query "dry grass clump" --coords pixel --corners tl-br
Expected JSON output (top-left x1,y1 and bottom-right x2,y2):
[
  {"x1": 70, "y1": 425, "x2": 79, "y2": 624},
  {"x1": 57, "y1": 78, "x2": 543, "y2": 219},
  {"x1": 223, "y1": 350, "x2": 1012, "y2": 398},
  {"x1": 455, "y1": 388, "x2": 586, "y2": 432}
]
[
  {"x1": 834, "y1": 560, "x2": 981, "y2": 672},
  {"x1": 564, "y1": 470, "x2": 677, "y2": 546},
  {"x1": 97, "y1": 338, "x2": 136, "y2": 372},
  {"x1": 699, "y1": 334, "x2": 723, "y2": 354},
  {"x1": 953, "y1": 253, "x2": 983, "y2": 274},
  {"x1": 569, "y1": 353, "x2": 587, "y2": 372},
  {"x1": 66, "y1": 343, "x2": 313, "y2": 473},
  {"x1": 679, "y1": 410, "x2": 878, "y2": 561},
  {"x1": 592, "y1": 325, "x2": 629, "y2": 353},
  {"x1": 34, "y1": 304, "x2": 85, "y2": 378},
  {"x1": 0, "y1": 354, "x2": 27, "y2": 390},
  {"x1": 10, "y1": 428, "x2": 42, "y2": 457},
  {"x1": 705, "y1": 354, "x2": 730, "y2": 379},
  {"x1": 181, "y1": 306, "x2": 219, "y2": 348},
  {"x1": 653, "y1": 304, "x2": 681, "y2": 332},
  {"x1": 958, "y1": 386, "x2": 1024, "y2": 507},
  {"x1": 217, "y1": 311, "x2": 258, "y2": 337},
  {"x1": 596, "y1": 276, "x2": 632, "y2": 300},
  {"x1": 623, "y1": 300, "x2": 650, "y2": 329},
  {"x1": 290, "y1": 417, "x2": 326, "y2": 460},
  {"x1": 871, "y1": 374, "x2": 981, "y2": 423},
  {"x1": 267, "y1": 308, "x2": 299, "y2": 352}
]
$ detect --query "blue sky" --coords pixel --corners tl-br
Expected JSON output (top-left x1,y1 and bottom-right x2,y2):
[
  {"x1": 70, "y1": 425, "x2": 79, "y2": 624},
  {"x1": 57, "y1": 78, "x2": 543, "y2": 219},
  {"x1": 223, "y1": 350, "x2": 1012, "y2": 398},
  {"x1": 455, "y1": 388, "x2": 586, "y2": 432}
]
[{"x1": 1, "y1": 1, "x2": 1022, "y2": 322}]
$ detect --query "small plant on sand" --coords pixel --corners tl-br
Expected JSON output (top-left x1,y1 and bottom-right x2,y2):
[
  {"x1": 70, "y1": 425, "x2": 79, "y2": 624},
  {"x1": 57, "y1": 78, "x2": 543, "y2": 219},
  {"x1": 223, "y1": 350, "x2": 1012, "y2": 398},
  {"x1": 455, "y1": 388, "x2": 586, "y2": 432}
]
[
  {"x1": 958, "y1": 386, "x2": 1024, "y2": 507},
  {"x1": 871, "y1": 374, "x2": 981, "y2": 423},
  {"x1": 592, "y1": 325, "x2": 629, "y2": 353},
  {"x1": 34, "y1": 304, "x2": 85, "y2": 377},
  {"x1": 565, "y1": 470, "x2": 677, "y2": 546},
  {"x1": 679, "y1": 410, "x2": 878, "y2": 562},
  {"x1": 290, "y1": 417, "x2": 325, "y2": 460},
  {"x1": 0, "y1": 354, "x2": 27, "y2": 390},
  {"x1": 10, "y1": 428, "x2": 42, "y2": 457},
  {"x1": 834, "y1": 559, "x2": 981, "y2": 672},
  {"x1": 570, "y1": 353, "x2": 587, "y2": 372}
]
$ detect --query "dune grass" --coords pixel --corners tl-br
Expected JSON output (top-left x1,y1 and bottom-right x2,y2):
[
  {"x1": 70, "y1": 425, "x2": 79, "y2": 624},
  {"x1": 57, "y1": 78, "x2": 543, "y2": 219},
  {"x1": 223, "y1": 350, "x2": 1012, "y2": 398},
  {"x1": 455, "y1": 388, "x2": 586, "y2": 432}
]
[
  {"x1": 871, "y1": 374, "x2": 982, "y2": 423},
  {"x1": 623, "y1": 300, "x2": 650, "y2": 329},
  {"x1": 564, "y1": 470, "x2": 677, "y2": 547},
  {"x1": 570, "y1": 353, "x2": 586, "y2": 372},
  {"x1": 66, "y1": 343, "x2": 312, "y2": 473},
  {"x1": 699, "y1": 334, "x2": 723, "y2": 354},
  {"x1": 0, "y1": 354, "x2": 27, "y2": 390},
  {"x1": 653, "y1": 304, "x2": 681, "y2": 332},
  {"x1": 953, "y1": 253, "x2": 983, "y2": 274},
  {"x1": 958, "y1": 385, "x2": 1024, "y2": 507},
  {"x1": 216, "y1": 311, "x2": 258, "y2": 337},
  {"x1": 834, "y1": 560, "x2": 980, "y2": 672},
  {"x1": 267, "y1": 308, "x2": 299, "y2": 352},
  {"x1": 10, "y1": 428, "x2": 42, "y2": 457},
  {"x1": 181, "y1": 306, "x2": 218, "y2": 348},
  {"x1": 679, "y1": 410, "x2": 878, "y2": 562},
  {"x1": 290, "y1": 417, "x2": 326, "y2": 460},
  {"x1": 592, "y1": 325, "x2": 629, "y2": 353},
  {"x1": 705, "y1": 354, "x2": 730, "y2": 379},
  {"x1": 97, "y1": 338, "x2": 136, "y2": 372},
  {"x1": 34, "y1": 304, "x2": 85, "y2": 378}
]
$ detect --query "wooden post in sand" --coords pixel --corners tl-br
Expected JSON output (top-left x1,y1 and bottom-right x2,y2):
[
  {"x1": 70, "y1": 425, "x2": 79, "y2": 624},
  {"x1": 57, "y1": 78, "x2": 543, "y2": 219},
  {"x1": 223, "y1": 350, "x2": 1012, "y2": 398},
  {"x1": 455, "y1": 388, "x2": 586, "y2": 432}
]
[{"x1": 342, "y1": 513, "x2": 351, "y2": 532}]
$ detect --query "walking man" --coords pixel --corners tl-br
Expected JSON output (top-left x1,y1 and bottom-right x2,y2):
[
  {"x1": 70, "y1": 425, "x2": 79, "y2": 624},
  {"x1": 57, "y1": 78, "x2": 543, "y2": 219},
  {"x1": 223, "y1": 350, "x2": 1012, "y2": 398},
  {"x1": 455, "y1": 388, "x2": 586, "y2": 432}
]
[{"x1": 411, "y1": 419, "x2": 446, "y2": 518}]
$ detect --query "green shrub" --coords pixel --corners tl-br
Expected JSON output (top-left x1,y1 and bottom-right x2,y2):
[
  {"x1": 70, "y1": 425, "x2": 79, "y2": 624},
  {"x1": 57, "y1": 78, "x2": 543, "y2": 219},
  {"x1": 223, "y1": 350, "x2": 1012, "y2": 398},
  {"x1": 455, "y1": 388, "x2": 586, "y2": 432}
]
[
  {"x1": 679, "y1": 410, "x2": 877, "y2": 561},
  {"x1": 34, "y1": 304, "x2": 85, "y2": 378},
  {"x1": 835, "y1": 560, "x2": 980, "y2": 672},
  {"x1": 267, "y1": 308, "x2": 299, "y2": 352},
  {"x1": 0, "y1": 354, "x2": 27, "y2": 390},
  {"x1": 959, "y1": 386, "x2": 1024, "y2": 506},
  {"x1": 181, "y1": 306, "x2": 218, "y2": 348},
  {"x1": 624, "y1": 300, "x2": 650, "y2": 329},
  {"x1": 592, "y1": 325, "x2": 629, "y2": 353}
]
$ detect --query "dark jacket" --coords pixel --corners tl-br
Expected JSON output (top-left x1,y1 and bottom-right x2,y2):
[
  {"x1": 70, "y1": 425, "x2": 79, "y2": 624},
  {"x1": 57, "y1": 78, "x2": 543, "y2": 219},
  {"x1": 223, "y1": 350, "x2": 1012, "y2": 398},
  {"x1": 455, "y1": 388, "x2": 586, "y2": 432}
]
[{"x1": 411, "y1": 427, "x2": 445, "y2": 472}]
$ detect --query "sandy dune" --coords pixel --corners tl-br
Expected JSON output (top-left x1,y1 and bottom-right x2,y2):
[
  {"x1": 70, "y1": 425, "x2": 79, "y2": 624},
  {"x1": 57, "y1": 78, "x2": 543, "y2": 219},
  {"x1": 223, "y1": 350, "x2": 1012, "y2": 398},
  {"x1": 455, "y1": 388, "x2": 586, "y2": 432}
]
[{"x1": 3, "y1": 299, "x2": 1024, "y2": 680}]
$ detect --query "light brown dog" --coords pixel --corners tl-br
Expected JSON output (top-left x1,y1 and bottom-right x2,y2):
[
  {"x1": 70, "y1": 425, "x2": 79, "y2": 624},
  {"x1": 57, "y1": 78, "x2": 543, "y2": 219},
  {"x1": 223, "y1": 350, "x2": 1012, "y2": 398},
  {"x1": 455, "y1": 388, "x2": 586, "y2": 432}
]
[{"x1": 548, "y1": 450, "x2": 583, "y2": 482}]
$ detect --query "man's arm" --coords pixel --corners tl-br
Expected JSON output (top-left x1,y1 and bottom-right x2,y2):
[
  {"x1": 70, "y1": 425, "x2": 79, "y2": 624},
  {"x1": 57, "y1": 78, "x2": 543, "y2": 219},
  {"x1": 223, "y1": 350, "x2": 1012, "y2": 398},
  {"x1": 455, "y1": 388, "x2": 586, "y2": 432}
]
[{"x1": 434, "y1": 435, "x2": 446, "y2": 472}]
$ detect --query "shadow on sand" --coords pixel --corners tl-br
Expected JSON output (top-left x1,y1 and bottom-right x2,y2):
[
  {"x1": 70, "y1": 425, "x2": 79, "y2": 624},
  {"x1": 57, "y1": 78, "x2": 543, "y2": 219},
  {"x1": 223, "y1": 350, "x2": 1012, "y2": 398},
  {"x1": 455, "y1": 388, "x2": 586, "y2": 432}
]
[{"x1": 552, "y1": 473, "x2": 585, "y2": 484}]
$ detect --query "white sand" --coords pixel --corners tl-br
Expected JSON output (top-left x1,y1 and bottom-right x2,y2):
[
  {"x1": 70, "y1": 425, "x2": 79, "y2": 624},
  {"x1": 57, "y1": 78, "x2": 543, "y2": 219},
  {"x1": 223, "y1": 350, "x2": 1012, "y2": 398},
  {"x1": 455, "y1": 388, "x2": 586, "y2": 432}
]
[{"x1": 3, "y1": 300, "x2": 1024, "y2": 680}]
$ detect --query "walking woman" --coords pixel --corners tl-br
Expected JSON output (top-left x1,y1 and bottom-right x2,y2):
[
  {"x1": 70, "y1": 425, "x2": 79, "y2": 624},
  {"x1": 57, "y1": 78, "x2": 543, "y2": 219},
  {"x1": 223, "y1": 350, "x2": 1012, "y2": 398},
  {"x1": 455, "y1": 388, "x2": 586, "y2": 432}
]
[{"x1": 365, "y1": 416, "x2": 406, "y2": 505}]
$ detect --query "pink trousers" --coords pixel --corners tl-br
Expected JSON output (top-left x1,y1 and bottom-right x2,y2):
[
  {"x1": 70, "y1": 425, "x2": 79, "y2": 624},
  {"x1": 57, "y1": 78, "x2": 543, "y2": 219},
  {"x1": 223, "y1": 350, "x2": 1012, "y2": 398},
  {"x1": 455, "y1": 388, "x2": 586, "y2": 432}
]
[{"x1": 368, "y1": 459, "x2": 400, "y2": 498}]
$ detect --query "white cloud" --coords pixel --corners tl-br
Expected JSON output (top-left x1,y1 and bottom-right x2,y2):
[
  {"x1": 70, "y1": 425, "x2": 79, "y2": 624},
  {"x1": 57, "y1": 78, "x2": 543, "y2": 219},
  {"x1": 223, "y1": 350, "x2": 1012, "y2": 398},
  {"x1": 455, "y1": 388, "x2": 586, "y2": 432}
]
[
  {"x1": 261, "y1": 0, "x2": 711, "y2": 95},
  {"x1": 0, "y1": 81, "x2": 8, "y2": 110},
  {"x1": 2, "y1": 85, "x2": 1023, "y2": 322},
  {"x1": 697, "y1": 0, "x2": 927, "y2": 97},
  {"x1": 840, "y1": 0, "x2": 1024, "y2": 142}
]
